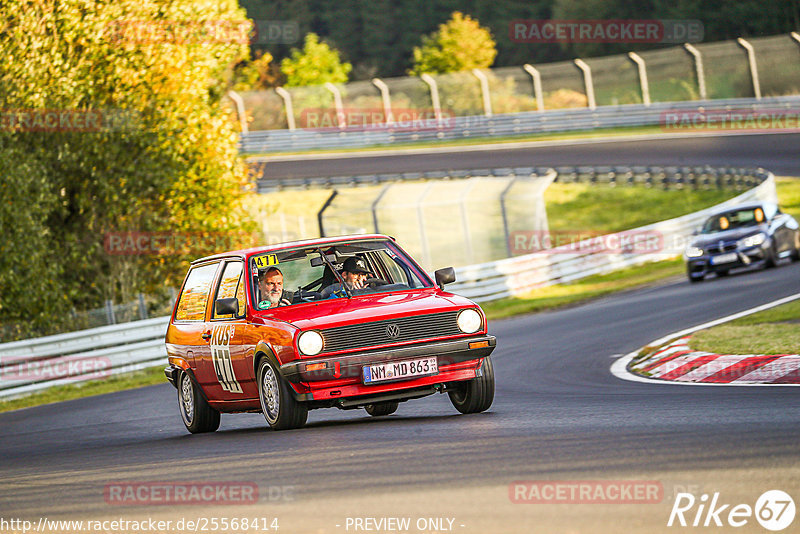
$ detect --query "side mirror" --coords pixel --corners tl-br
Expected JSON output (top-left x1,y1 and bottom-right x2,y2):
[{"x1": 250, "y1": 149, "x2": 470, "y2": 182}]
[
  {"x1": 215, "y1": 297, "x2": 240, "y2": 316},
  {"x1": 434, "y1": 267, "x2": 456, "y2": 288}
]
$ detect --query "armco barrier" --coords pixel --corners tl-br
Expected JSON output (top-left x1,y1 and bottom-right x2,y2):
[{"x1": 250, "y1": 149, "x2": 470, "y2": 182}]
[
  {"x1": 0, "y1": 167, "x2": 776, "y2": 398},
  {"x1": 0, "y1": 317, "x2": 169, "y2": 398},
  {"x1": 240, "y1": 96, "x2": 800, "y2": 154}
]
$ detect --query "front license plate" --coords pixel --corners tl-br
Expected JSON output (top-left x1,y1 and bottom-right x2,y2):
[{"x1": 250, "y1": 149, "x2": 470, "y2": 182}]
[
  {"x1": 363, "y1": 356, "x2": 438, "y2": 384},
  {"x1": 711, "y1": 252, "x2": 737, "y2": 265}
]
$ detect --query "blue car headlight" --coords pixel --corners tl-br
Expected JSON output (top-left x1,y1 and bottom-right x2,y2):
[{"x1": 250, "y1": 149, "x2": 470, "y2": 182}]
[{"x1": 737, "y1": 233, "x2": 766, "y2": 248}]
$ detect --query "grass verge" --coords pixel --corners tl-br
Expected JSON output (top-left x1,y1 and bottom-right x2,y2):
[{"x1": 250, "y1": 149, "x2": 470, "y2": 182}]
[
  {"x1": 689, "y1": 300, "x2": 800, "y2": 355},
  {"x1": 0, "y1": 365, "x2": 166, "y2": 413}
]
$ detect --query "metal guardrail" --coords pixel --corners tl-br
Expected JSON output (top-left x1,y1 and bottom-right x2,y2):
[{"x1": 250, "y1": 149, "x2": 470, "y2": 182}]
[
  {"x1": 0, "y1": 317, "x2": 169, "y2": 398},
  {"x1": 240, "y1": 96, "x2": 800, "y2": 154},
  {"x1": 0, "y1": 167, "x2": 775, "y2": 398},
  {"x1": 448, "y1": 171, "x2": 776, "y2": 301},
  {"x1": 256, "y1": 163, "x2": 768, "y2": 193}
]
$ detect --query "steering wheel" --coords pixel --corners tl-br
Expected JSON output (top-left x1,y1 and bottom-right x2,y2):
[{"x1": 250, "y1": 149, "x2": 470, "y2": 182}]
[
  {"x1": 294, "y1": 287, "x2": 320, "y2": 303},
  {"x1": 365, "y1": 277, "x2": 389, "y2": 288}
]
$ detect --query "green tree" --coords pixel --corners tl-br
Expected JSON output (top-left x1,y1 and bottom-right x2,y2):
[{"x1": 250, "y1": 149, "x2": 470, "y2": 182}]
[
  {"x1": 0, "y1": 0, "x2": 255, "y2": 338},
  {"x1": 409, "y1": 12, "x2": 497, "y2": 75},
  {"x1": 280, "y1": 33, "x2": 353, "y2": 86}
]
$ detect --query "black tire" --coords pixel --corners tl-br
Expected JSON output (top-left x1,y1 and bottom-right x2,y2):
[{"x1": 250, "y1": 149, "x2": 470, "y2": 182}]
[
  {"x1": 765, "y1": 246, "x2": 778, "y2": 268},
  {"x1": 448, "y1": 357, "x2": 495, "y2": 414},
  {"x1": 365, "y1": 401, "x2": 399, "y2": 417},
  {"x1": 178, "y1": 371, "x2": 220, "y2": 434},
  {"x1": 791, "y1": 245, "x2": 800, "y2": 262},
  {"x1": 257, "y1": 357, "x2": 308, "y2": 430},
  {"x1": 689, "y1": 274, "x2": 704, "y2": 283},
  {"x1": 716, "y1": 269, "x2": 729, "y2": 277}
]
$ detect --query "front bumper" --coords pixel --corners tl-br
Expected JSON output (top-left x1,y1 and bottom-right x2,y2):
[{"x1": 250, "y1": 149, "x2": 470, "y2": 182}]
[
  {"x1": 280, "y1": 334, "x2": 495, "y2": 383},
  {"x1": 686, "y1": 245, "x2": 768, "y2": 277}
]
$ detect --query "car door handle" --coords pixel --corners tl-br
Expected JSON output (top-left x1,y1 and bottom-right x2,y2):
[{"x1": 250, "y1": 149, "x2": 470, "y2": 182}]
[{"x1": 201, "y1": 332, "x2": 212, "y2": 341}]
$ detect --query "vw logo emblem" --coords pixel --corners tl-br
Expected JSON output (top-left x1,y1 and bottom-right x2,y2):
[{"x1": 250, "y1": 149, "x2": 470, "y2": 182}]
[{"x1": 386, "y1": 324, "x2": 400, "y2": 338}]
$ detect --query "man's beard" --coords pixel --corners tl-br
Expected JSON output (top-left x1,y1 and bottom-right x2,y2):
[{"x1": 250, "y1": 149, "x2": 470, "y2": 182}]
[{"x1": 267, "y1": 290, "x2": 281, "y2": 304}]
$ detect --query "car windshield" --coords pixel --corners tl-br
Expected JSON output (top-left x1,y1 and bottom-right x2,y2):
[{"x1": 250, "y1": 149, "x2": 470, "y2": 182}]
[
  {"x1": 249, "y1": 240, "x2": 432, "y2": 309},
  {"x1": 701, "y1": 207, "x2": 766, "y2": 234}
]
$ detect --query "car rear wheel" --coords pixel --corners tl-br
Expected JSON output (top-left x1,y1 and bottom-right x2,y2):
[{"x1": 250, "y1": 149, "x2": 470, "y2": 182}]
[
  {"x1": 178, "y1": 371, "x2": 220, "y2": 434},
  {"x1": 365, "y1": 401, "x2": 399, "y2": 417},
  {"x1": 448, "y1": 357, "x2": 495, "y2": 414},
  {"x1": 257, "y1": 358, "x2": 308, "y2": 431}
]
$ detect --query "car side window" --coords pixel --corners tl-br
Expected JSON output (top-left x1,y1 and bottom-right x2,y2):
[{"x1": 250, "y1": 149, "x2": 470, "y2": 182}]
[
  {"x1": 213, "y1": 261, "x2": 245, "y2": 319},
  {"x1": 175, "y1": 263, "x2": 219, "y2": 321}
]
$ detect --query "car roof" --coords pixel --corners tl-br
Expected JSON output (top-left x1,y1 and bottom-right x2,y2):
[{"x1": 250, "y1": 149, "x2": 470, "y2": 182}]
[{"x1": 191, "y1": 234, "x2": 395, "y2": 265}]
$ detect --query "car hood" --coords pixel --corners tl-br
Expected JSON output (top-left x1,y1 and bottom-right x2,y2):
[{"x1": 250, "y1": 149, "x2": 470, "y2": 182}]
[
  {"x1": 691, "y1": 225, "x2": 767, "y2": 248},
  {"x1": 252, "y1": 289, "x2": 478, "y2": 331}
]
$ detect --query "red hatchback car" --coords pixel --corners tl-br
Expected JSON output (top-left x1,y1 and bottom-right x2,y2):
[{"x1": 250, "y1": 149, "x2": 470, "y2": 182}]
[{"x1": 164, "y1": 234, "x2": 496, "y2": 432}]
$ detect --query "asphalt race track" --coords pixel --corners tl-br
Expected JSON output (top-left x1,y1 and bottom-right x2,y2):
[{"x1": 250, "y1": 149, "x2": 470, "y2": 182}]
[
  {"x1": 3, "y1": 134, "x2": 800, "y2": 533},
  {"x1": 254, "y1": 132, "x2": 800, "y2": 180}
]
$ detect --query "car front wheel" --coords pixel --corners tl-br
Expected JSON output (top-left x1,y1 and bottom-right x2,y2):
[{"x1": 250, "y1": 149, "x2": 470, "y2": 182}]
[
  {"x1": 178, "y1": 371, "x2": 220, "y2": 434},
  {"x1": 448, "y1": 357, "x2": 495, "y2": 414},
  {"x1": 257, "y1": 358, "x2": 308, "y2": 430}
]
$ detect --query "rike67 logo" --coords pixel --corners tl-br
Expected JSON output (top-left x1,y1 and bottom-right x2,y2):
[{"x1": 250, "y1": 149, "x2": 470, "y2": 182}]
[{"x1": 668, "y1": 490, "x2": 795, "y2": 531}]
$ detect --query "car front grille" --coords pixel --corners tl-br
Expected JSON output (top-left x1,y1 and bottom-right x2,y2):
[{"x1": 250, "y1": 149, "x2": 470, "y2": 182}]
[
  {"x1": 705, "y1": 241, "x2": 737, "y2": 254},
  {"x1": 320, "y1": 311, "x2": 463, "y2": 354}
]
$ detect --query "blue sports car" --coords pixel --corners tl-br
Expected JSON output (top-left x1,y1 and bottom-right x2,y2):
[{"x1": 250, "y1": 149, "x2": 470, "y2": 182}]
[{"x1": 684, "y1": 202, "x2": 800, "y2": 282}]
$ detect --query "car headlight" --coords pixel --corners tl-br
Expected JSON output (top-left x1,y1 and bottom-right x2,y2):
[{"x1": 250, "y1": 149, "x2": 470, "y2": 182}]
[
  {"x1": 685, "y1": 246, "x2": 704, "y2": 258},
  {"x1": 298, "y1": 331, "x2": 324, "y2": 356},
  {"x1": 737, "y1": 232, "x2": 766, "y2": 248},
  {"x1": 457, "y1": 309, "x2": 482, "y2": 334}
]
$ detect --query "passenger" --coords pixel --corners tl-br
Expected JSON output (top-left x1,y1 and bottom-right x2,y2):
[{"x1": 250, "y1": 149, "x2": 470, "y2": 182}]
[
  {"x1": 257, "y1": 267, "x2": 292, "y2": 309},
  {"x1": 321, "y1": 256, "x2": 371, "y2": 298}
]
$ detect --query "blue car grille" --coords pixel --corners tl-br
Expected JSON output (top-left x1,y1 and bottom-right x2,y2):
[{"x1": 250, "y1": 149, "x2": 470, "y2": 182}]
[
  {"x1": 320, "y1": 311, "x2": 462, "y2": 354},
  {"x1": 704, "y1": 241, "x2": 738, "y2": 254}
]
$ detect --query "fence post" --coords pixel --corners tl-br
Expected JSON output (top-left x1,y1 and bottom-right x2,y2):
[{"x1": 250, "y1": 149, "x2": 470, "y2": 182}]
[
  {"x1": 420, "y1": 74, "x2": 443, "y2": 126},
  {"x1": 683, "y1": 43, "x2": 708, "y2": 100},
  {"x1": 275, "y1": 87, "x2": 296, "y2": 130},
  {"x1": 472, "y1": 69, "x2": 493, "y2": 117},
  {"x1": 573, "y1": 59, "x2": 596, "y2": 110},
  {"x1": 417, "y1": 182, "x2": 435, "y2": 268},
  {"x1": 627, "y1": 52, "x2": 651, "y2": 106},
  {"x1": 226, "y1": 90, "x2": 248, "y2": 134},
  {"x1": 371, "y1": 78, "x2": 394, "y2": 125},
  {"x1": 736, "y1": 38, "x2": 762, "y2": 100},
  {"x1": 500, "y1": 176, "x2": 519, "y2": 257},
  {"x1": 371, "y1": 184, "x2": 392, "y2": 233},
  {"x1": 104, "y1": 300, "x2": 116, "y2": 325},
  {"x1": 138, "y1": 294, "x2": 148, "y2": 321},
  {"x1": 317, "y1": 190, "x2": 338, "y2": 238},
  {"x1": 459, "y1": 178, "x2": 479, "y2": 264},
  {"x1": 324, "y1": 82, "x2": 347, "y2": 128},
  {"x1": 523, "y1": 64, "x2": 545, "y2": 112}
]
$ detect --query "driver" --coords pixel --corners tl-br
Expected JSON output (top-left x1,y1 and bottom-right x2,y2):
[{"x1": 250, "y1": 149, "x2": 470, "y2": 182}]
[
  {"x1": 257, "y1": 267, "x2": 292, "y2": 309},
  {"x1": 320, "y1": 256, "x2": 371, "y2": 298}
]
